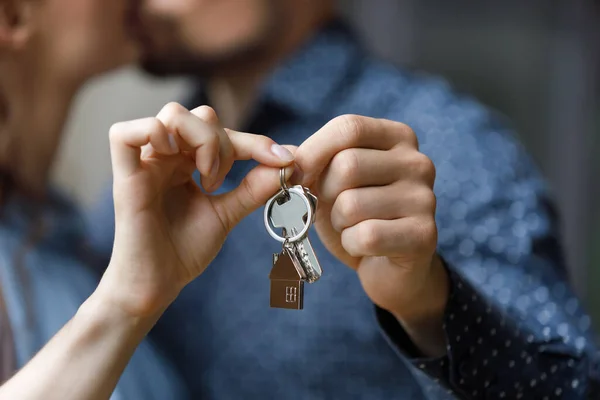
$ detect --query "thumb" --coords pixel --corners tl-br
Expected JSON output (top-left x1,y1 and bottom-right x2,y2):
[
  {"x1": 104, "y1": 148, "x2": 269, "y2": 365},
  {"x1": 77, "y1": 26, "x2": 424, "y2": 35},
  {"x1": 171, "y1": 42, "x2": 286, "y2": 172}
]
[{"x1": 212, "y1": 164, "x2": 295, "y2": 232}]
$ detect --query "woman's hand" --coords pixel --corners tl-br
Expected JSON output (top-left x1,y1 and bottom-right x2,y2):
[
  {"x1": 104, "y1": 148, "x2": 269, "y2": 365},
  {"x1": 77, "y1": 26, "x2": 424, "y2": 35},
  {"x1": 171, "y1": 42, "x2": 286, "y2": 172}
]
[
  {"x1": 0, "y1": 103, "x2": 294, "y2": 400},
  {"x1": 98, "y1": 102, "x2": 295, "y2": 317}
]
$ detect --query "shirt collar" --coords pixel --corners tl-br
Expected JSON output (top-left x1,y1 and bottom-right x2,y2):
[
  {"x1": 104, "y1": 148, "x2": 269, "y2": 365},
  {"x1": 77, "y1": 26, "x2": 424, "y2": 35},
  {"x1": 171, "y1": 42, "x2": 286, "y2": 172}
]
[
  {"x1": 186, "y1": 18, "x2": 365, "y2": 121},
  {"x1": 0, "y1": 189, "x2": 85, "y2": 250},
  {"x1": 258, "y1": 18, "x2": 365, "y2": 117}
]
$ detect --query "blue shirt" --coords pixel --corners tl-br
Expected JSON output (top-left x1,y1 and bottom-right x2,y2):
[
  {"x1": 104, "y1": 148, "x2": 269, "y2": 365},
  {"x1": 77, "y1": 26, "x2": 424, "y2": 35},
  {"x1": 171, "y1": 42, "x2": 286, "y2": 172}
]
[
  {"x1": 0, "y1": 191, "x2": 187, "y2": 398},
  {"x1": 88, "y1": 20, "x2": 600, "y2": 399}
]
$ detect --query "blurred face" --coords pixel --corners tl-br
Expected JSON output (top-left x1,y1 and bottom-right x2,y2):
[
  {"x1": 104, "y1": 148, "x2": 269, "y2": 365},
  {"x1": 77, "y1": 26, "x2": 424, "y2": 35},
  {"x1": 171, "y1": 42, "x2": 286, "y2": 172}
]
[
  {"x1": 0, "y1": 0, "x2": 140, "y2": 189},
  {"x1": 38, "y1": 0, "x2": 140, "y2": 79},
  {"x1": 136, "y1": 0, "x2": 283, "y2": 76}
]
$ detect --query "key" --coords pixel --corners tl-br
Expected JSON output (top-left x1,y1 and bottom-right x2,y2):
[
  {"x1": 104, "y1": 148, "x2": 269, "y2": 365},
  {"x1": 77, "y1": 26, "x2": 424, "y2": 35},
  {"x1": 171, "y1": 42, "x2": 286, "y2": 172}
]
[
  {"x1": 269, "y1": 247, "x2": 305, "y2": 309},
  {"x1": 285, "y1": 236, "x2": 320, "y2": 283},
  {"x1": 269, "y1": 186, "x2": 322, "y2": 283},
  {"x1": 304, "y1": 189, "x2": 318, "y2": 224}
]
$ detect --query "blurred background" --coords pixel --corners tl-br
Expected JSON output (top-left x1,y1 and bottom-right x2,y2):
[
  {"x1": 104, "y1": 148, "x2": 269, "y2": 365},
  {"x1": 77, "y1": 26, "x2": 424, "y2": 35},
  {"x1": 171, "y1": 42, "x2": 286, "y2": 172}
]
[{"x1": 51, "y1": 0, "x2": 600, "y2": 323}]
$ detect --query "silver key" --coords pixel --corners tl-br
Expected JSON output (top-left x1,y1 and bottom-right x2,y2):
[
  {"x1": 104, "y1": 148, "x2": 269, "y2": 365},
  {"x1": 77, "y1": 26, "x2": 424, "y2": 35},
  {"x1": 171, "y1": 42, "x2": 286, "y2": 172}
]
[
  {"x1": 266, "y1": 185, "x2": 323, "y2": 283},
  {"x1": 285, "y1": 236, "x2": 320, "y2": 283}
]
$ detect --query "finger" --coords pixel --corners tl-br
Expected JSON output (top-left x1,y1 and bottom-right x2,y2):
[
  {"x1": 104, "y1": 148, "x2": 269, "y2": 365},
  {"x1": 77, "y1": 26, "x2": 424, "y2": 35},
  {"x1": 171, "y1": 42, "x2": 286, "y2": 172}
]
[
  {"x1": 318, "y1": 148, "x2": 436, "y2": 203},
  {"x1": 156, "y1": 103, "x2": 227, "y2": 190},
  {"x1": 281, "y1": 145, "x2": 304, "y2": 184},
  {"x1": 212, "y1": 164, "x2": 295, "y2": 232},
  {"x1": 282, "y1": 144, "x2": 298, "y2": 155},
  {"x1": 203, "y1": 129, "x2": 296, "y2": 192},
  {"x1": 189, "y1": 107, "x2": 295, "y2": 190},
  {"x1": 317, "y1": 148, "x2": 395, "y2": 202},
  {"x1": 295, "y1": 115, "x2": 418, "y2": 186},
  {"x1": 140, "y1": 144, "x2": 154, "y2": 159},
  {"x1": 226, "y1": 129, "x2": 295, "y2": 164},
  {"x1": 189, "y1": 106, "x2": 234, "y2": 191},
  {"x1": 330, "y1": 184, "x2": 437, "y2": 233},
  {"x1": 156, "y1": 104, "x2": 296, "y2": 192},
  {"x1": 109, "y1": 117, "x2": 177, "y2": 179},
  {"x1": 341, "y1": 217, "x2": 437, "y2": 258}
]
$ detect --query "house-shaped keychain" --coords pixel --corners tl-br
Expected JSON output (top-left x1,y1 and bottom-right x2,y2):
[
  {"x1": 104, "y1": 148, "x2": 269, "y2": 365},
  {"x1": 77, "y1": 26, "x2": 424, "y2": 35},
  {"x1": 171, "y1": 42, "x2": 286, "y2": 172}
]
[{"x1": 269, "y1": 248, "x2": 306, "y2": 310}]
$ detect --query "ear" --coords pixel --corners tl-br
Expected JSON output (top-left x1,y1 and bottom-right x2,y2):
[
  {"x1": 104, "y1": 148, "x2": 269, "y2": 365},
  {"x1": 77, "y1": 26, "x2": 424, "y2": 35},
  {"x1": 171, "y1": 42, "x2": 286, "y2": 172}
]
[{"x1": 0, "y1": 0, "x2": 35, "y2": 49}]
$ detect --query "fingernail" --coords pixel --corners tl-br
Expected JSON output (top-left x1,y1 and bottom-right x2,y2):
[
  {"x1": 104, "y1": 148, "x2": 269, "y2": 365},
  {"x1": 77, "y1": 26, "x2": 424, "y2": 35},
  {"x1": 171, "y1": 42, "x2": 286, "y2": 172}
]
[
  {"x1": 168, "y1": 134, "x2": 179, "y2": 153},
  {"x1": 141, "y1": 144, "x2": 154, "y2": 158},
  {"x1": 210, "y1": 156, "x2": 220, "y2": 179},
  {"x1": 271, "y1": 144, "x2": 294, "y2": 162}
]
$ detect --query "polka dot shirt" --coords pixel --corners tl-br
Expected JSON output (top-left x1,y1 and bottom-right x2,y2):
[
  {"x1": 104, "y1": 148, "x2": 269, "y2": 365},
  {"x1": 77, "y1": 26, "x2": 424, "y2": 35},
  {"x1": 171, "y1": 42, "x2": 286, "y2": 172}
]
[{"x1": 87, "y1": 19, "x2": 600, "y2": 399}]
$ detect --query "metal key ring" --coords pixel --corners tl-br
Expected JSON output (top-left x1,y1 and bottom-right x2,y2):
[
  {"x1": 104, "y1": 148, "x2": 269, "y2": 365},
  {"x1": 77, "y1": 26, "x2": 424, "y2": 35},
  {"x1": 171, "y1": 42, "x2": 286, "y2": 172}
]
[
  {"x1": 280, "y1": 167, "x2": 289, "y2": 194},
  {"x1": 264, "y1": 186, "x2": 313, "y2": 243}
]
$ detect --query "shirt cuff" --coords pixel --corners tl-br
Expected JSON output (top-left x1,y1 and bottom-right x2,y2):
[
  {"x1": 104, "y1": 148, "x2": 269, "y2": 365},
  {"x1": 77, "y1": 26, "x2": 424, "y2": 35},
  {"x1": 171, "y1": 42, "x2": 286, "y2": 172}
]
[{"x1": 376, "y1": 261, "x2": 589, "y2": 398}]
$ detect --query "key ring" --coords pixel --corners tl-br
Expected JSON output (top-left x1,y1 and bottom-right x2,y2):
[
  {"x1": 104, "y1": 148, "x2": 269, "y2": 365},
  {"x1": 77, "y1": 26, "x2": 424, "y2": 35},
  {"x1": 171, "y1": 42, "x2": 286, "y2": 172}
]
[
  {"x1": 280, "y1": 167, "x2": 289, "y2": 198},
  {"x1": 264, "y1": 186, "x2": 313, "y2": 243}
]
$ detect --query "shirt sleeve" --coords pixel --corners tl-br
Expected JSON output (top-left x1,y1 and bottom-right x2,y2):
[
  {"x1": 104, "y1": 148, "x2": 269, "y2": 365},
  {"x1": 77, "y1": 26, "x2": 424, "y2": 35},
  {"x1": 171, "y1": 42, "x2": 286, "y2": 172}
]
[
  {"x1": 377, "y1": 87, "x2": 600, "y2": 398},
  {"x1": 81, "y1": 184, "x2": 116, "y2": 268},
  {"x1": 377, "y1": 262, "x2": 600, "y2": 398}
]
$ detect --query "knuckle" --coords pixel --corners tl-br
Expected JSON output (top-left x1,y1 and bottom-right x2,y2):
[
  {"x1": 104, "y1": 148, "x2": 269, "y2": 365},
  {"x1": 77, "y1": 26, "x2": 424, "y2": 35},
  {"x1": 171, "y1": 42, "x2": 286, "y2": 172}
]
[
  {"x1": 108, "y1": 122, "x2": 126, "y2": 142},
  {"x1": 409, "y1": 153, "x2": 436, "y2": 184},
  {"x1": 332, "y1": 149, "x2": 360, "y2": 183},
  {"x1": 387, "y1": 119, "x2": 418, "y2": 149},
  {"x1": 192, "y1": 105, "x2": 219, "y2": 124},
  {"x1": 335, "y1": 191, "x2": 361, "y2": 226},
  {"x1": 332, "y1": 114, "x2": 363, "y2": 143},
  {"x1": 340, "y1": 191, "x2": 361, "y2": 219},
  {"x1": 422, "y1": 157, "x2": 436, "y2": 182},
  {"x1": 401, "y1": 123, "x2": 419, "y2": 149},
  {"x1": 146, "y1": 117, "x2": 166, "y2": 136},
  {"x1": 411, "y1": 218, "x2": 438, "y2": 252},
  {"x1": 417, "y1": 188, "x2": 437, "y2": 215},
  {"x1": 357, "y1": 221, "x2": 381, "y2": 253},
  {"x1": 161, "y1": 101, "x2": 187, "y2": 117}
]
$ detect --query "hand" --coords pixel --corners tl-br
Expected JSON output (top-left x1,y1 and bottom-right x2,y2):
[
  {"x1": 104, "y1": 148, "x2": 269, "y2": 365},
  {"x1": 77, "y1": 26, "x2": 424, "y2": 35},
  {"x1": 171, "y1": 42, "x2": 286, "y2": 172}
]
[
  {"x1": 98, "y1": 103, "x2": 295, "y2": 317},
  {"x1": 295, "y1": 115, "x2": 448, "y2": 355}
]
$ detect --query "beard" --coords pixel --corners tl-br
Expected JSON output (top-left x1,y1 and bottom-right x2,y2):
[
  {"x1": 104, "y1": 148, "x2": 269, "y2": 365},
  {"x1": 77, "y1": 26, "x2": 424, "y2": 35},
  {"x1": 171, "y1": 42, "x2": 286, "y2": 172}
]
[
  {"x1": 139, "y1": 38, "x2": 273, "y2": 78},
  {"x1": 134, "y1": 7, "x2": 280, "y2": 78}
]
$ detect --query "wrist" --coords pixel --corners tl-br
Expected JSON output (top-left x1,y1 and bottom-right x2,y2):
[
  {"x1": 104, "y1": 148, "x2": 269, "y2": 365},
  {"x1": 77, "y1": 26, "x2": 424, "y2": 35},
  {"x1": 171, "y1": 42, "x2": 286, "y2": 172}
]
[
  {"x1": 390, "y1": 254, "x2": 449, "y2": 357},
  {"x1": 392, "y1": 255, "x2": 449, "y2": 322},
  {"x1": 95, "y1": 261, "x2": 181, "y2": 320},
  {"x1": 76, "y1": 289, "x2": 162, "y2": 344}
]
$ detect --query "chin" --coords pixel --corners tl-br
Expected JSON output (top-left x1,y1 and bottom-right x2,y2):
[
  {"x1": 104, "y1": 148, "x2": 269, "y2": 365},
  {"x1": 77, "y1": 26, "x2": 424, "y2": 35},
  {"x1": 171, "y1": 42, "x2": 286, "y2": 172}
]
[
  {"x1": 139, "y1": 40, "x2": 270, "y2": 78},
  {"x1": 139, "y1": 55, "x2": 210, "y2": 77}
]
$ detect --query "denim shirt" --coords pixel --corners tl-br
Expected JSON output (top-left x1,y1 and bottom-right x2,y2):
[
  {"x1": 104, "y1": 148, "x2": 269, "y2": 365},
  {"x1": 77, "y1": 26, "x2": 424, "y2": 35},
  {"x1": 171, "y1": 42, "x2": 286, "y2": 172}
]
[
  {"x1": 0, "y1": 191, "x2": 187, "y2": 399},
  {"x1": 88, "y1": 20, "x2": 600, "y2": 399}
]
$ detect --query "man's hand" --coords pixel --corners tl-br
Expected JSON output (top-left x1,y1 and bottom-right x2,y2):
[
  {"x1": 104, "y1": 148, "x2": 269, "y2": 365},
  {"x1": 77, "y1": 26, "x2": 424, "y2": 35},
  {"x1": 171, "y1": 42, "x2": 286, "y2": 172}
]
[
  {"x1": 295, "y1": 115, "x2": 449, "y2": 357},
  {"x1": 99, "y1": 103, "x2": 295, "y2": 318}
]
